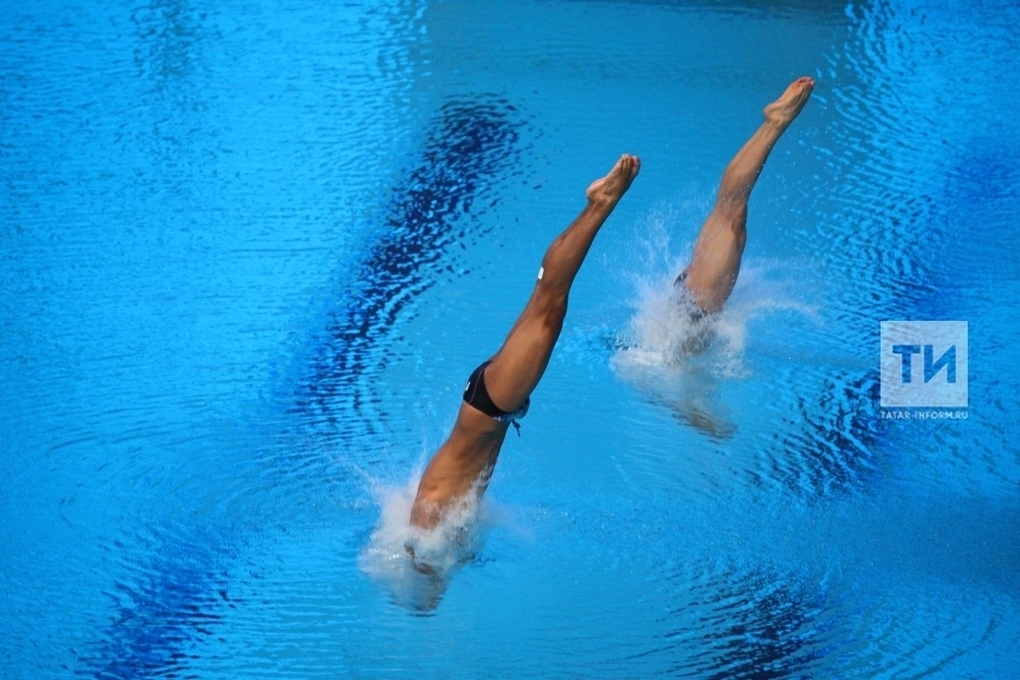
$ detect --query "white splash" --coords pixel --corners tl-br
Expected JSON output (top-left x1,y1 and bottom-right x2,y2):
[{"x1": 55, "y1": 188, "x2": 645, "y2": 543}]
[
  {"x1": 617, "y1": 197, "x2": 817, "y2": 369},
  {"x1": 612, "y1": 203, "x2": 818, "y2": 437},
  {"x1": 357, "y1": 470, "x2": 492, "y2": 613}
]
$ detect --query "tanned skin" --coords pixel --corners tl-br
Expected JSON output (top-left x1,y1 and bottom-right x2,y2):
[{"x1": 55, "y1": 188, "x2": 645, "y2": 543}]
[{"x1": 410, "y1": 155, "x2": 642, "y2": 530}]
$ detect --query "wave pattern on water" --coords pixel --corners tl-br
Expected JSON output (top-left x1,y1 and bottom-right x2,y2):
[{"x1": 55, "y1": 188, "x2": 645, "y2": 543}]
[
  {"x1": 75, "y1": 98, "x2": 524, "y2": 677},
  {"x1": 74, "y1": 526, "x2": 240, "y2": 679},
  {"x1": 5, "y1": 0, "x2": 1020, "y2": 677},
  {"x1": 661, "y1": 563, "x2": 834, "y2": 679},
  {"x1": 764, "y1": 371, "x2": 882, "y2": 499},
  {"x1": 292, "y1": 98, "x2": 523, "y2": 441},
  {"x1": 602, "y1": 1, "x2": 1020, "y2": 675}
]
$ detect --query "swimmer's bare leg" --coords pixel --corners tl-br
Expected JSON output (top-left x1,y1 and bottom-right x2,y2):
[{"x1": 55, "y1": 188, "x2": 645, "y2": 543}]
[
  {"x1": 409, "y1": 155, "x2": 640, "y2": 529},
  {"x1": 483, "y1": 154, "x2": 641, "y2": 409},
  {"x1": 681, "y1": 77, "x2": 814, "y2": 313}
]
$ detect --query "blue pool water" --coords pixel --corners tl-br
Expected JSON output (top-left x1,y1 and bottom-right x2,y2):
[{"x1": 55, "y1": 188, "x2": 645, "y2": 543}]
[{"x1": 2, "y1": 0, "x2": 1019, "y2": 677}]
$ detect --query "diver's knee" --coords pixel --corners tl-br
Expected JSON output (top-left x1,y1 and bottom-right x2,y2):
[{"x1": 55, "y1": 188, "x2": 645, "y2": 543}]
[
  {"x1": 541, "y1": 292, "x2": 568, "y2": 330},
  {"x1": 732, "y1": 220, "x2": 747, "y2": 248},
  {"x1": 713, "y1": 200, "x2": 748, "y2": 226}
]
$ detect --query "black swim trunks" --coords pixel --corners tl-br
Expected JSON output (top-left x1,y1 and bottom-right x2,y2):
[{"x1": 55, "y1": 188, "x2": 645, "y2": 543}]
[
  {"x1": 463, "y1": 360, "x2": 530, "y2": 425},
  {"x1": 674, "y1": 271, "x2": 710, "y2": 322}
]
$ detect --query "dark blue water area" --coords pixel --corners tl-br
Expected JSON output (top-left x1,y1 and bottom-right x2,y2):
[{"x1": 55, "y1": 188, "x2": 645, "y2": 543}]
[
  {"x1": 291, "y1": 98, "x2": 524, "y2": 441},
  {"x1": 71, "y1": 528, "x2": 240, "y2": 679},
  {"x1": 2, "y1": 0, "x2": 531, "y2": 675}
]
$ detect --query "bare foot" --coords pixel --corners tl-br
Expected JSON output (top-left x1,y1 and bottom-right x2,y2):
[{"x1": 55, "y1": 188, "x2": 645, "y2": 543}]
[
  {"x1": 586, "y1": 154, "x2": 641, "y2": 206},
  {"x1": 763, "y1": 76, "x2": 815, "y2": 129}
]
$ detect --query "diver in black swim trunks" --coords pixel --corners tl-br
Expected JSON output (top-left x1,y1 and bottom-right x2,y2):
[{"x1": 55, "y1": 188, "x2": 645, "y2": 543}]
[
  {"x1": 409, "y1": 154, "x2": 641, "y2": 530},
  {"x1": 675, "y1": 77, "x2": 814, "y2": 315}
]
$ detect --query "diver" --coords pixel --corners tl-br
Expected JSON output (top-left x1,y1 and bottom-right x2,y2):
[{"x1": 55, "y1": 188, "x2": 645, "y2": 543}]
[
  {"x1": 675, "y1": 77, "x2": 814, "y2": 316},
  {"x1": 409, "y1": 154, "x2": 641, "y2": 531}
]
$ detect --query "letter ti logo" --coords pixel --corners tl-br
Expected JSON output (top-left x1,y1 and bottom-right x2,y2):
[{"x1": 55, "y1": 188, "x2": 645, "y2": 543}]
[
  {"x1": 880, "y1": 322, "x2": 967, "y2": 408},
  {"x1": 891, "y1": 343, "x2": 957, "y2": 384}
]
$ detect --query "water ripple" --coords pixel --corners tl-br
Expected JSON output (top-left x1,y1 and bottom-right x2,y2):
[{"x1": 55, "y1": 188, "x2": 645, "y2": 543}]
[{"x1": 292, "y1": 97, "x2": 524, "y2": 442}]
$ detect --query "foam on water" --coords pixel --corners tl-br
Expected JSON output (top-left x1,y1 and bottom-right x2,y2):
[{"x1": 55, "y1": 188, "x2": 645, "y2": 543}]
[
  {"x1": 357, "y1": 468, "x2": 493, "y2": 613},
  {"x1": 611, "y1": 203, "x2": 819, "y2": 438}
]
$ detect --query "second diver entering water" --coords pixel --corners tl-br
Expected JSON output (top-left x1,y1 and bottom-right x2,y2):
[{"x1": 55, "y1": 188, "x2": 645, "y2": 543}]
[
  {"x1": 674, "y1": 77, "x2": 814, "y2": 318},
  {"x1": 407, "y1": 155, "x2": 641, "y2": 542}
]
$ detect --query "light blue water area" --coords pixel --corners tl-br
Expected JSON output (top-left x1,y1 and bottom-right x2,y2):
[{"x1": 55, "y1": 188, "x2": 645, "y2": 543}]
[{"x1": 2, "y1": 0, "x2": 1019, "y2": 677}]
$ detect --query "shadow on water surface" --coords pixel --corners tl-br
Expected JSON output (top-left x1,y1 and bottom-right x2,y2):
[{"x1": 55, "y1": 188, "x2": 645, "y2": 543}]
[
  {"x1": 74, "y1": 527, "x2": 240, "y2": 679},
  {"x1": 292, "y1": 97, "x2": 523, "y2": 440},
  {"x1": 72, "y1": 0, "x2": 1020, "y2": 674},
  {"x1": 612, "y1": 2, "x2": 1020, "y2": 671},
  {"x1": 78, "y1": 98, "x2": 524, "y2": 676},
  {"x1": 765, "y1": 370, "x2": 882, "y2": 499},
  {"x1": 676, "y1": 565, "x2": 832, "y2": 680}
]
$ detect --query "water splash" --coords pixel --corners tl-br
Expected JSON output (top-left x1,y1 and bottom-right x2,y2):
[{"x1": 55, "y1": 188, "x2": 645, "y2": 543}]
[
  {"x1": 612, "y1": 204, "x2": 818, "y2": 438},
  {"x1": 357, "y1": 472, "x2": 492, "y2": 614},
  {"x1": 617, "y1": 200, "x2": 818, "y2": 368}
]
